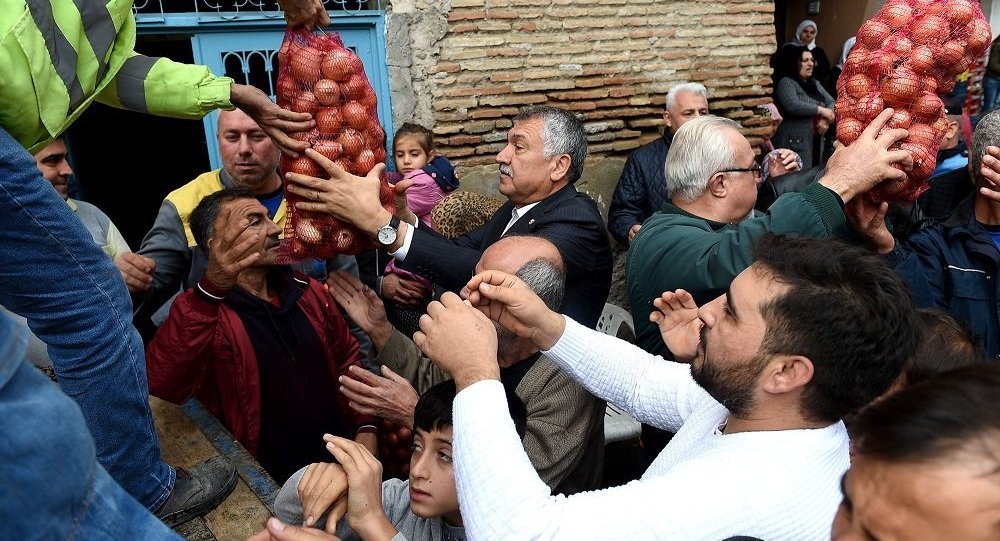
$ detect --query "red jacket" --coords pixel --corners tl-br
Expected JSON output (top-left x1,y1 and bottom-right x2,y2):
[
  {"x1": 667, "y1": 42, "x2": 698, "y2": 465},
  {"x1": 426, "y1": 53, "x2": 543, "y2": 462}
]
[{"x1": 146, "y1": 271, "x2": 373, "y2": 455}]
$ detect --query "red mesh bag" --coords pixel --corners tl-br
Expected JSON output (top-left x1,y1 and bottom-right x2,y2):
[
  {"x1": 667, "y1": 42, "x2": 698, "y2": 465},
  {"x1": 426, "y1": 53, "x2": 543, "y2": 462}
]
[
  {"x1": 276, "y1": 28, "x2": 394, "y2": 260},
  {"x1": 836, "y1": 0, "x2": 991, "y2": 203}
]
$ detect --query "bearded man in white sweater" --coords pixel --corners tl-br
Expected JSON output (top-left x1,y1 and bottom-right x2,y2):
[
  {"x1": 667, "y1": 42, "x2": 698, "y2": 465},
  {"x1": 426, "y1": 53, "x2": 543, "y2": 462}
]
[{"x1": 414, "y1": 234, "x2": 919, "y2": 541}]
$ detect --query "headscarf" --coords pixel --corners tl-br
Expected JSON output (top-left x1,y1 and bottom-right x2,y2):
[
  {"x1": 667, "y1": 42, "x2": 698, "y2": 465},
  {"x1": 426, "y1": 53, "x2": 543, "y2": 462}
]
[
  {"x1": 837, "y1": 36, "x2": 857, "y2": 70},
  {"x1": 792, "y1": 20, "x2": 818, "y2": 50}
]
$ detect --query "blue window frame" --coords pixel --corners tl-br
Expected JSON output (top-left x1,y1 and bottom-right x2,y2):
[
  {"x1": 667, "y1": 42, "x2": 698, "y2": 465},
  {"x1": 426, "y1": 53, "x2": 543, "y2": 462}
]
[{"x1": 134, "y1": 1, "x2": 392, "y2": 169}]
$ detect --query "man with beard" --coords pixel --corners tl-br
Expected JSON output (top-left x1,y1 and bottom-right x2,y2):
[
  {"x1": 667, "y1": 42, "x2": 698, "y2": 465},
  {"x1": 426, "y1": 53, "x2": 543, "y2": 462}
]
[
  {"x1": 414, "y1": 234, "x2": 918, "y2": 540},
  {"x1": 145, "y1": 188, "x2": 376, "y2": 483},
  {"x1": 326, "y1": 235, "x2": 605, "y2": 497}
]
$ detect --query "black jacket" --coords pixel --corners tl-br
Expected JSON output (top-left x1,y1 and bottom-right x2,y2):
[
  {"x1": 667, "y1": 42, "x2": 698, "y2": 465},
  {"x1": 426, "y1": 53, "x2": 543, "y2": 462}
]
[
  {"x1": 401, "y1": 184, "x2": 612, "y2": 328},
  {"x1": 607, "y1": 133, "x2": 672, "y2": 244}
]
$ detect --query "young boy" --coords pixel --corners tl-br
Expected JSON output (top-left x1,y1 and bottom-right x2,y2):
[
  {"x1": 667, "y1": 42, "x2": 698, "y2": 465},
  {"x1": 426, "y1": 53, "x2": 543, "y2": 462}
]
[{"x1": 273, "y1": 380, "x2": 527, "y2": 541}]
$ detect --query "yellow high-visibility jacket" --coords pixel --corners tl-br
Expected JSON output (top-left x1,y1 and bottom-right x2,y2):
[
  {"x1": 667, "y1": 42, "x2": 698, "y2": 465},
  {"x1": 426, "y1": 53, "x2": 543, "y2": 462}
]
[{"x1": 0, "y1": 0, "x2": 234, "y2": 152}]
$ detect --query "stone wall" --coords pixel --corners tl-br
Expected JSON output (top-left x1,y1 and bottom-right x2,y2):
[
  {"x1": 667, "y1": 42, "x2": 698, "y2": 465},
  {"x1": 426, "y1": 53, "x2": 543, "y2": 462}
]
[
  {"x1": 384, "y1": 1, "x2": 779, "y2": 306},
  {"x1": 387, "y1": 0, "x2": 777, "y2": 172}
]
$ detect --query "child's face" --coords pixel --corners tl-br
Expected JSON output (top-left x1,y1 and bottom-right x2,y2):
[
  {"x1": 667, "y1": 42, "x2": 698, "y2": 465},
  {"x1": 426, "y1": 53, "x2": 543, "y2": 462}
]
[
  {"x1": 394, "y1": 135, "x2": 432, "y2": 175},
  {"x1": 409, "y1": 426, "x2": 461, "y2": 526}
]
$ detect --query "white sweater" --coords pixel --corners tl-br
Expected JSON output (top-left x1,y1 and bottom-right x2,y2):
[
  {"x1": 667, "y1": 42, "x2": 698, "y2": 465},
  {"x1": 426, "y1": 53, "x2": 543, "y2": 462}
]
[{"x1": 452, "y1": 317, "x2": 848, "y2": 541}]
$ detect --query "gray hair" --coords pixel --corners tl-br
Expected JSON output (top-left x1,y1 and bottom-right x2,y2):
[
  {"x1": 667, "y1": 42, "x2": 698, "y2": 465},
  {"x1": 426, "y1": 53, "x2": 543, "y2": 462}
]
[
  {"x1": 664, "y1": 116, "x2": 740, "y2": 203},
  {"x1": 514, "y1": 106, "x2": 588, "y2": 184},
  {"x1": 515, "y1": 257, "x2": 566, "y2": 311},
  {"x1": 971, "y1": 109, "x2": 1000, "y2": 185},
  {"x1": 665, "y1": 82, "x2": 708, "y2": 111}
]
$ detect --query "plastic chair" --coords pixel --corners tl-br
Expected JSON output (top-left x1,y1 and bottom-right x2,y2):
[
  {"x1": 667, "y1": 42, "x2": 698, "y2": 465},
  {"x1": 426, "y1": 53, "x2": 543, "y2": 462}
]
[{"x1": 596, "y1": 303, "x2": 641, "y2": 444}]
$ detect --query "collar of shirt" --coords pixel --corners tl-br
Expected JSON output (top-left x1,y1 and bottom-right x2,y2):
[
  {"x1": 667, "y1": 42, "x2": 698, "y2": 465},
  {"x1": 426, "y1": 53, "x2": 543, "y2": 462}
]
[{"x1": 502, "y1": 201, "x2": 542, "y2": 235}]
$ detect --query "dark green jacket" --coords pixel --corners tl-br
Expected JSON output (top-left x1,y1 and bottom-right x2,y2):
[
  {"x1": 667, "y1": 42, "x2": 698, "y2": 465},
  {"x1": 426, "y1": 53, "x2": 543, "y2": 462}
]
[{"x1": 626, "y1": 182, "x2": 847, "y2": 356}]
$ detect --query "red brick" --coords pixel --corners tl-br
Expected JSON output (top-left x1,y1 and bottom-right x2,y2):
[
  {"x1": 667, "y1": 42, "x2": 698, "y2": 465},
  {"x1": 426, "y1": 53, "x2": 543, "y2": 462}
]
[
  {"x1": 449, "y1": 135, "x2": 483, "y2": 145},
  {"x1": 548, "y1": 89, "x2": 609, "y2": 100},
  {"x1": 449, "y1": 10, "x2": 486, "y2": 21},
  {"x1": 609, "y1": 87, "x2": 638, "y2": 98}
]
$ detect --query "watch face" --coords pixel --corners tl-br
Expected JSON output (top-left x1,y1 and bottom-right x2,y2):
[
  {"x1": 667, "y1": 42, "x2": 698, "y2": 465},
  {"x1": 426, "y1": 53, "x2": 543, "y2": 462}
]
[{"x1": 378, "y1": 226, "x2": 396, "y2": 245}]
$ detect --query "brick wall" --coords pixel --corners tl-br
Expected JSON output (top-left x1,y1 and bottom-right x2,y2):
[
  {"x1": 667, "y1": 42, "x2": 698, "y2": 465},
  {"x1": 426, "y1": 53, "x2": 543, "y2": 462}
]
[{"x1": 420, "y1": 0, "x2": 777, "y2": 168}]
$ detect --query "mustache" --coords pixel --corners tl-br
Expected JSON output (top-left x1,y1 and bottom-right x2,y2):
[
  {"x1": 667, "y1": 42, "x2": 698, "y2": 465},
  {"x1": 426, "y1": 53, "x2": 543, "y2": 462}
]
[{"x1": 499, "y1": 164, "x2": 513, "y2": 176}]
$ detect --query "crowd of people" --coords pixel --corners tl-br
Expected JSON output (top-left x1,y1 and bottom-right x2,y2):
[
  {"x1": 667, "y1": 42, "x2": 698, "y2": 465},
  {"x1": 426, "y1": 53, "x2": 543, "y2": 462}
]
[{"x1": 2, "y1": 2, "x2": 999, "y2": 541}]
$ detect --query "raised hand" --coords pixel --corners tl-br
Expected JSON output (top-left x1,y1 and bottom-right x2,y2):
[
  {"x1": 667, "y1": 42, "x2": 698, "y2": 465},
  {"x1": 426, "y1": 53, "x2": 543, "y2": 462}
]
[
  {"x1": 285, "y1": 148, "x2": 390, "y2": 234},
  {"x1": 381, "y1": 273, "x2": 428, "y2": 308},
  {"x1": 413, "y1": 292, "x2": 500, "y2": 390},
  {"x1": 649, "y1": 289, "x2": 701, "y2": 362},
  {"x1": 230, "y1": 84, "x2": 314, "y2": 157},
  {"x1": 821, "y1": 108, "x2": 911, "y2": 203},
  {"x1": 845, "y1": 197, "x2": 894, "y2": 254},
  {"x1": 462, "y1": 271, "x2": 566, "y2": 351},
  {"x1": 327, "y1": 270, "x2": 392, "y2": 349},
  {"x1": 203, "y1": 200, "x2": 267, "y2": 292},
  {"x1": 339, "y1": 365, "x2": 419, "y2": 429},
  {"x1": 323, "y1": 436, "x2": 398, "y2": 540},
  {"x1": 977, "y1": 145, "x2": 1000, "y2": 203},
  {"x1": 276, "y1": 0, "x2": 331, "y2": 30}
]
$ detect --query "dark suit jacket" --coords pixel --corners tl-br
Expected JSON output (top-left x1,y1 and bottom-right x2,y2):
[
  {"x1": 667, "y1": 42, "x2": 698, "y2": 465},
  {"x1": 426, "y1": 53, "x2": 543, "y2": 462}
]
[{"x1": 400, "y1": 183, "x2": 612, "y2": 328}]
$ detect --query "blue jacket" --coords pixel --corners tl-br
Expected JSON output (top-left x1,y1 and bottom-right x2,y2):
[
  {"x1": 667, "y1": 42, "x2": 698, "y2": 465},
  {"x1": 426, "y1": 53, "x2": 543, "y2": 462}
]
[
  {"x1": 607, "y1": 133, "x2": 672, "y2": 244},
  {"x1": 889, "y1": 195, "x2": 1000, "y2": 359}
]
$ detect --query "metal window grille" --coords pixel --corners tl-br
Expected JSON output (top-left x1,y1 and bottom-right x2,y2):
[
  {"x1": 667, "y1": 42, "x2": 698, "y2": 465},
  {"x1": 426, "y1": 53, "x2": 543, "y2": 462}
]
[{"x1": 133, "y1": 0, "x2": 384, "y2": 22}]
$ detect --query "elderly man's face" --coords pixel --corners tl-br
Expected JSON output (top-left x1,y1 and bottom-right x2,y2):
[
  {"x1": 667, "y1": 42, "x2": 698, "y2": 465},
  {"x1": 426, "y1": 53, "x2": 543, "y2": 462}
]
[
  {"x1": 218, "y1": 198, "x2": 282, "y2": 267},
  {"x1": 495, "y1": 117, "x2": 563, "y2": 206},
  {"x1": 34, "y1": 139, "x2": 73, "y2": 200},
  {"x1": 664, "y1": 92, "x2": 710, "y2": 134},
  {"x1": 831, "y1": 455, "x2": 1000, "y2": 541},
  {"x1": 217, "y1": 110, "x2": 280, "y2": 193}
]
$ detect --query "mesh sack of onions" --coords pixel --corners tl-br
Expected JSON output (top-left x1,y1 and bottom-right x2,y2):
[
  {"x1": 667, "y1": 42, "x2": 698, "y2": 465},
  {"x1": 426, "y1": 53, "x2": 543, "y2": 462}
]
[
  {"x1": 276, "y1": 28, "x2": 395, "y2": 259},
  {"x1": 836, "y1": 0, "x2": 991, "y2": 202}
]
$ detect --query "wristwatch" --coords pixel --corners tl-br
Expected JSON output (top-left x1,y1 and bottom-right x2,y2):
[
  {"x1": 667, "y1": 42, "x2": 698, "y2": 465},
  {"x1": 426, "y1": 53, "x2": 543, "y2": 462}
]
[{"x1": 376, "y1": 216, "x2": 400, "y2": 247}]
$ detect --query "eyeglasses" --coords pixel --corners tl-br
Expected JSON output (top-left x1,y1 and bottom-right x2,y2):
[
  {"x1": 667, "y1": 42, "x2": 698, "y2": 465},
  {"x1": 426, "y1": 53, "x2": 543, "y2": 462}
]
[{"x1": 718, "y1": 162, "x2": 762, "y2": 178}]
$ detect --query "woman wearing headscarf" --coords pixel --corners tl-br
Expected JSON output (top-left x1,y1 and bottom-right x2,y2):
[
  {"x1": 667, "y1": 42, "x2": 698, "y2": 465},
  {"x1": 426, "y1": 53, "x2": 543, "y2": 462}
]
[
  {"x1": 772, "y1": 45, "x2": 835, "y2": 168},
  {"x1": 772, "y1": 20, "x2": 832, "y2": 88}
]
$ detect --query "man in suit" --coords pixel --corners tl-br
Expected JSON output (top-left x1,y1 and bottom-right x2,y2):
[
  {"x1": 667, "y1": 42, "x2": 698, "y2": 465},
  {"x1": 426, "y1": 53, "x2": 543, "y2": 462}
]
[{"x1": 286, "y1": 105, "x2": 612, "y2": 328}]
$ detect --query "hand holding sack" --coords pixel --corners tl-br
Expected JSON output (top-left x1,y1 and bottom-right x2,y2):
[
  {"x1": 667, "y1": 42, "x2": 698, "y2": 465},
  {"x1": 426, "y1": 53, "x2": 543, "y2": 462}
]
[
  {"x1": 835, "y1": 0, "x2": 991, "y2": 203},
  {"x1": 277, "y1": 28, "x2": 395, "y2": 259}
]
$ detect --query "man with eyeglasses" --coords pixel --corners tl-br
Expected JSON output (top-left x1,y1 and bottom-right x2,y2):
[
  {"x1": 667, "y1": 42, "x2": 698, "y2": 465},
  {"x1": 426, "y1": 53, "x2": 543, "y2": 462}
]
[{"x1": 626, "y1": 111, "x2": 914, "y2": 358}]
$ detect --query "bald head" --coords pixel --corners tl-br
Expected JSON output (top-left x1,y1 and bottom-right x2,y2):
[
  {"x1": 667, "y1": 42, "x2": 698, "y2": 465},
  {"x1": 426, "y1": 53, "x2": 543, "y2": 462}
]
[{"x1": 477, "y1": 236, "x2": 564, "y2": 275}]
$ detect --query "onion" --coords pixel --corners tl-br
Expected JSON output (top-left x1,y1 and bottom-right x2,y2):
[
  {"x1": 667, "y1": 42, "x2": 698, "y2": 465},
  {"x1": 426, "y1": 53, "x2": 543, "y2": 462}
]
[
  {"x1": 938, "y1": 40, "x2": 966, "y2": 68},
  {"x1": 911, "y1": 92, "x2": 943, "y2": 118},
  {"x1": 881, "y1": 68, "x2": 921, "y2": 108},
  {"x1": 333, "y1": 158, "x2": 355, "y2": 175},
  {"x1": 296, "y1": 216, "x2": 325, "y2": 244},
  {"x1": 342, "y1": 101, "x2": 371, "y2": 130},
  {"x1": 338, "y1": 128, "x2": 366, "y2": 157},
  {"x1": 908, "y1": 123, "x2": 941, "y2": 146},
  {"x1": 289, "y1": 46, "x2": 324, "y2": 85},
  {"x1": 342, "y1": 74, "x2": 369, "y2": 101},
  {"x1": 891, "y1": 36, "x2": 913, "y2": 57},
  {"x1": 361, "y1": 88, "x2": 378, "y2": 109},
  {"x1": 313, "y1": 79, "x2": 342, "y2": 106},
  {"x1": 911, "y1": 15, "x2": 949, "y2": 46},
  {"x1": 321, "y1": 48, "x2": 362, "y2": 82},
  {"x1": 291, "y1": 91, "x2": 319, "y2": 115},
  {"x1": 287, "y1": 156, "x2": 323, "y2": 178},
  {"x1": 882, "y1": 3, "x2": 914, "y2": 30},
  {"x1": 315, "y1": 107, "x2": 343, "y2": 136},
  {"x1": 931, "y1": 115, "x2": 950, "y2": 138},
  {"x1": 837, "y1": 117, "x2": 865, "y2": 145},
  {"x1": 908, "y1": 45, "x2": 935, "y2": 75},
  {"x1": 844, "y1": 73, "x2": 873, "y2": 99},
  {"x1": 945, "y1": 0, "x2": 977, "y2": 26},
  {"x1": 857, "y1": 20, "x2": 892, "y2": 49},
  {"x1": 889, "y1": 109, "x2": 913, "y2": 130},
  {"x1": 967, "y1": 18, "x2": 993, "y2": 56},
  {"x1": 355, "y1": 149, "x2": 379, "y2": 174},
  {"x1": 277, "y1": 77, "x2": 300, "y2": 101},
  {"x1": 313, "y1": 139, "x2": 344, "y2": 161},
  {"x1": 366, "y1": 121, "x2": 386, "y2": 147},
  {"x1": 858, "y1": 92, "x2": 885, "y2": 123}
]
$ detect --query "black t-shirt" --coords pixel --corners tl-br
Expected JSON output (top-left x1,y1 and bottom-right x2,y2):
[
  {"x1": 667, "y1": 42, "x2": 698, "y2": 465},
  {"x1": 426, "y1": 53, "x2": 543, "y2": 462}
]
[{"x1": 228, "y1": 270, "x2": 350, "y2": 483}]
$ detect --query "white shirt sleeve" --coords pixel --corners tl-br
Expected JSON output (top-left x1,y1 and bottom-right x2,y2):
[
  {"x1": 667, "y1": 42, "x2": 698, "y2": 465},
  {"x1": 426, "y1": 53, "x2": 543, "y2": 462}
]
[
  {"x1": 389, "y1": 220, "x2": 417, "y2": 261},
  {"x1": 452, "y1": 380, "x2": 823, "y2": 541},
  {"x1": 543, "y1": 316, "x2": 714, "y2": 431}
]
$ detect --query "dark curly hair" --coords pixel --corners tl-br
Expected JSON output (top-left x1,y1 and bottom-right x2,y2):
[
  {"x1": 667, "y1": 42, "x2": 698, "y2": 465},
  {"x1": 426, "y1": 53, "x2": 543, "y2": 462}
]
[{"x1": 754, "y1": 234, "x2": 920, "y2": 423}]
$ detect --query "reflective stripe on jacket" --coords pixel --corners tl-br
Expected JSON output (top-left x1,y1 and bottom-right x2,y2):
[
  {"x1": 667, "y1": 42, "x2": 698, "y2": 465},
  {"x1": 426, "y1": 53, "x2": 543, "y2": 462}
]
[{"x1": 0, "y1": 0, "x2": 234, "y2": 152}]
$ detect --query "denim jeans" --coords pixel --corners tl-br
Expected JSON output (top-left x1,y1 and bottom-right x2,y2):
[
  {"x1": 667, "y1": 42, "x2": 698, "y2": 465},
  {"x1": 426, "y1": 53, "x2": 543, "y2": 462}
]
[
  {"x1": 984, "y1": 75, "x2": 1000, "y2": 113},
  {"x1": 0, "y1": 126, "x2": 173, "y2": 510},
  {"x1": 0, "y1": 313, "x2": 180, "y2": 540}
]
